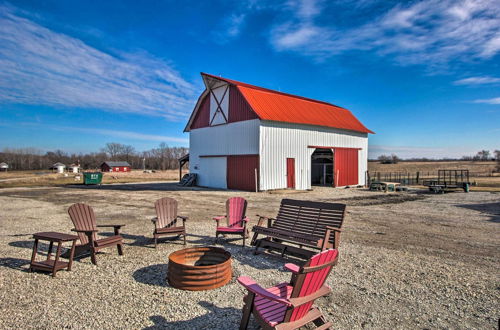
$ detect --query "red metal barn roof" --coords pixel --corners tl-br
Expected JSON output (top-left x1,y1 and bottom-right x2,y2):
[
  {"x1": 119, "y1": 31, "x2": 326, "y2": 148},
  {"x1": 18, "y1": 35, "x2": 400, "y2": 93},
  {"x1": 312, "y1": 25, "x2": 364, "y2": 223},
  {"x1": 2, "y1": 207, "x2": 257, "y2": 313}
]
[{"x1": 186, "y1": 73, "x2": 373, "y2": 134}]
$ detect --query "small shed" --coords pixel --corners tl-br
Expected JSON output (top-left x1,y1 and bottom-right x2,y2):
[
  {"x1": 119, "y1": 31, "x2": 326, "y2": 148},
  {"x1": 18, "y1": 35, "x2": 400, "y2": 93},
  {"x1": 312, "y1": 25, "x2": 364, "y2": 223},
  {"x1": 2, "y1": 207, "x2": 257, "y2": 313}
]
[
  {"x1": 69, "y1": 163, "x2": 81, "y2": 173},
  {"x1": 184, "y1": 73, "x2": 374, "y2": 191},
  {"x1": 101, "y1": 161, "x2": 131, "y2": 172},
  {"x1": 51, "y1": 162, "x2": 66, "y2": 173},
  {"x1": 0, "y1": 162, "x2": 8, "y2": 171}
]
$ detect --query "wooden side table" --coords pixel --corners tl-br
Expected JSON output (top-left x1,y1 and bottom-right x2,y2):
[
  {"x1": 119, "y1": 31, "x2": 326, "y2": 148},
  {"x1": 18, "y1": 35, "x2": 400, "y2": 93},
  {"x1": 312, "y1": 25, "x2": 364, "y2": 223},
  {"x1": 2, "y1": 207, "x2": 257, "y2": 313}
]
[{"x1": 30, "y1": 232, "x2": 78, "y2": 277}]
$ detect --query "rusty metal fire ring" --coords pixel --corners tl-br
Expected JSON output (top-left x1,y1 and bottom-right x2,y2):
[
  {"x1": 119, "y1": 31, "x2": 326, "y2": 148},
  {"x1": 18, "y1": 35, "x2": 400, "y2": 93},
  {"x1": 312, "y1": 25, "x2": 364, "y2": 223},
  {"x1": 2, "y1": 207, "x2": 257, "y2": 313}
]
[{"x1": 167, "y1": 246, "x2": 232, "y2": 291}]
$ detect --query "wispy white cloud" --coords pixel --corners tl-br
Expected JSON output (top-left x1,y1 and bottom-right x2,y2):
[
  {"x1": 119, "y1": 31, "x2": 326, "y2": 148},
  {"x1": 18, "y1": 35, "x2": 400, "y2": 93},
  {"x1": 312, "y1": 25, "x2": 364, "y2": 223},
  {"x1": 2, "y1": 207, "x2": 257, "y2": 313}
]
[
  {"x1": 473, "y1": 97, "x2": 500, "y2": 104},
  {"x1": 0, "y1": 5, "x2": 196, "y2": 120},
  {"x1": 3, "y1": 121, "x2": 189, "y2": 144},
  {"x1": 65, "y1": 127, "x2": 189, "y2": 144},
  {"x1": 454, "y1": 76, "x2": 500, "y2": 85},
  {"x1": 211, "y1": 0, "x2": 263, "y2": 44},
  {"x1": 270, "y1": 0, "x2": 500, "y2": 67}
]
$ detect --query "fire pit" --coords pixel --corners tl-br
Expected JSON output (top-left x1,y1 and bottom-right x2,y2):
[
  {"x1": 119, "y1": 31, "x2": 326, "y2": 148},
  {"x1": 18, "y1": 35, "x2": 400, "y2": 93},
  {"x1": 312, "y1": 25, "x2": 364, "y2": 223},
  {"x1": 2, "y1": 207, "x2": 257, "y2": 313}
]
[{"x1": 167, "y1": 246, "x2": 232, "y2": 291}]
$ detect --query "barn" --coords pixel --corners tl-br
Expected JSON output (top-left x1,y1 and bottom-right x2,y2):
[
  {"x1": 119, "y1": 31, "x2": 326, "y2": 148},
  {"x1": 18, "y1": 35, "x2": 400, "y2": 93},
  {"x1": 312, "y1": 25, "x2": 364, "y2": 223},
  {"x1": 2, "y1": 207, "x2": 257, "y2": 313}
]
[
  {"x1": 184, "y1": 73, "x2": 374, "y2": 191},
  {"x1": 101, "y1": 161, "x2": 131, "y2": 172}
]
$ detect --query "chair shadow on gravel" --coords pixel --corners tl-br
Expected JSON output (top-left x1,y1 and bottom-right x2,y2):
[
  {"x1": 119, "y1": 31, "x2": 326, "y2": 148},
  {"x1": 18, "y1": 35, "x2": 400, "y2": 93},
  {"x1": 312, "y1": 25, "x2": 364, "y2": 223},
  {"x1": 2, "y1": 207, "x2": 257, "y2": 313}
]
[
  {"x1": 143, "y1": 301, "x2": 249, "y2": 330},
  {"x1": 456, "y1": 202, "x2": 500, "y2": 223},
  {"x1": 133, "y1": 264, "x2": 168, "y2": 287},
  {"x1": 0, "y1": 257, "x2": 30, "y2": 271}
]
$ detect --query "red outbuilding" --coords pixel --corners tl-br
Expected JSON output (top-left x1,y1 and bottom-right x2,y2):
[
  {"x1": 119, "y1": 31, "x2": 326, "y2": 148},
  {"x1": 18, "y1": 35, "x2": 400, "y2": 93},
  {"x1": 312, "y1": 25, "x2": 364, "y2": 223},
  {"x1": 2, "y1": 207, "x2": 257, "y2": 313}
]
[{"x1": 101, "y1": 161, "x2": 131, "y2": 172}]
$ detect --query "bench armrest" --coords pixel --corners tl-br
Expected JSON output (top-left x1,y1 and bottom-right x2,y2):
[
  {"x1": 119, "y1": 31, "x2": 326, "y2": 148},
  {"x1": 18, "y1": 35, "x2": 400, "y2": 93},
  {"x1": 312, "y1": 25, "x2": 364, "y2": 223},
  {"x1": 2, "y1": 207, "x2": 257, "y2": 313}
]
[
  {"x1": 237, "y1": 276, "x2": 292, "y2": 306},
  {"x1": 177, "y1": 216, "x2": 188, "y2": 221},
  {"x1": 256, "y1": 214, "x2": 275, "y2": 227},
  {"x1": 284, "y1": 263, "x2": 300, "y2": 274},
  {"x1": 325, "y1": 226, "x2": 342, "y2": 232},
  {"x1": 288, "y1": 285, "x2": 331, "y2": 307},
  {"x1": 213, "y1": 216, "x2": 226, "y2": 221},
  {"x1": 96, "y1": 224, "x2": 124, "y2": 235},
  {"x1": 71, "y1": 229, "x2": 97, "y2": 233}
]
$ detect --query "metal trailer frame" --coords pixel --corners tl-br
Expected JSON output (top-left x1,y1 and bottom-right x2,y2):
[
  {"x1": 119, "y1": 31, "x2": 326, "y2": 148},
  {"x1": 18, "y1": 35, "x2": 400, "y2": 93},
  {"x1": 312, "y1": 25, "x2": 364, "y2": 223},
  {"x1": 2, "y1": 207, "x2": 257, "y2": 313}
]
[{"x1": 423, "y1": 169, "x2": 470, "y2": 193}]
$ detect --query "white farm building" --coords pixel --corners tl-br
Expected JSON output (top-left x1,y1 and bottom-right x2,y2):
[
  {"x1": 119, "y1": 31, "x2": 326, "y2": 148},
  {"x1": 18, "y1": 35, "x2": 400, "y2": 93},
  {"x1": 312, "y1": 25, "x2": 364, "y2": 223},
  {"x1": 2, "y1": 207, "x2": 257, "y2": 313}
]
[{"x1": 184, "y1": 73, "x2": 374, "y2": 191}]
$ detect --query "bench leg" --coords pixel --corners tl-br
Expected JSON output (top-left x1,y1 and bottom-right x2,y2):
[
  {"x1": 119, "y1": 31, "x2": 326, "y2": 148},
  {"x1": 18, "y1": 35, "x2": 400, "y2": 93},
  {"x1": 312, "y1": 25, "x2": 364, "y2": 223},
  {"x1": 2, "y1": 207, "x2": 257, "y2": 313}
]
[
  {"x1": 30, "y1": 239, "x2": 39, "y2": 272},
  {"x1": 240, "y1": 292, "x2": 255, "y2": 330},
  {"x1": 67, "y1": 240, "x2": 76, "y2": 271},
  {"x1": 117, "y1": 243, "x2": 124, "y2": 256},
  {"x1": 253, "y1": 240, "x2": 261, "y2": 255},
  {"x1": 90, "y1": 247, "x2": 97, "y2": 265},
  {"x1": 250, "y1": 232, "x2": 259, "y2": 246}
]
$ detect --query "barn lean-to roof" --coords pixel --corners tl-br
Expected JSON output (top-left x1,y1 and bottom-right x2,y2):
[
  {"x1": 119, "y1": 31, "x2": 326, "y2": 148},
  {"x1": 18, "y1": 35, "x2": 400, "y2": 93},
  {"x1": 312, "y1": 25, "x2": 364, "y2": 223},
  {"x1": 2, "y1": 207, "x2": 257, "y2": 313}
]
[{"x1": 184, "y1": 73, "x2": 374, "y2": 134}]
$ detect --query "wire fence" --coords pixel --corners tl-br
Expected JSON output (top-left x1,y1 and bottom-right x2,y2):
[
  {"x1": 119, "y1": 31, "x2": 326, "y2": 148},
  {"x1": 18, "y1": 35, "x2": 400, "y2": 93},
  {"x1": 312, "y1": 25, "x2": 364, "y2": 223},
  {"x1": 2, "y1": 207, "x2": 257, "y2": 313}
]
[{"x1": 367, "y1": 171, "x2": 497, "y2": 186}]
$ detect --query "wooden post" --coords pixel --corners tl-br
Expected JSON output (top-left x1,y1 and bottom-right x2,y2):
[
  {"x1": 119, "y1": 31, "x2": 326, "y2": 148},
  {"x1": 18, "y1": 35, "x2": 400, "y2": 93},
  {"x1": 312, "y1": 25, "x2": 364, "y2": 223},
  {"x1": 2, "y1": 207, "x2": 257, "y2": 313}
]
[{"x1": 254, "y1": 168, "x2": 258, "y2": 193}]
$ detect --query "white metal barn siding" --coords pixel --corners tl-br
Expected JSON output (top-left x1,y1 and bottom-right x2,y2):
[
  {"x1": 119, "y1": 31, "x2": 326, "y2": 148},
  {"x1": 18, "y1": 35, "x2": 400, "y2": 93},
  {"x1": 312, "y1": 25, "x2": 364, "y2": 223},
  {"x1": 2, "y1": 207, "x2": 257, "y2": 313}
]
[
  {"x1": 189, "y1": 119, "x2": 260, "y2": 187},
  {"x1": 259, "y1": 121, "x2": 368, "y2": 190}
]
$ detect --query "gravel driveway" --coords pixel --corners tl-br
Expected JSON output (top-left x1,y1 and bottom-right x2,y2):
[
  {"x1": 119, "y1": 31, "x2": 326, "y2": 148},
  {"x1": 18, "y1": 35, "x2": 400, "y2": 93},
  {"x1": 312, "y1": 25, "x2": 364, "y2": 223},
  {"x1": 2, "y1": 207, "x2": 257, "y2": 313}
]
[{"x1": 0, "y1": 184, "x2": 498, "y2": 329}]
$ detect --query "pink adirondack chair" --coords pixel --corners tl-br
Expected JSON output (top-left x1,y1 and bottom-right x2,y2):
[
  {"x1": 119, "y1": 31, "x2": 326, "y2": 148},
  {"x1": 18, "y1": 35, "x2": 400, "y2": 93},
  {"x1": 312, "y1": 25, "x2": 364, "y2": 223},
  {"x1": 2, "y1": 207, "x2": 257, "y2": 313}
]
[
  {"x1": 68, "y1": 203, "x2": 124, "y2": 265},
  {"x1": 213, "y1": 197, "x2": 250, "y2": 247},
  {"x1": 238, "y1": 249, "x2": 338, "y2": 329}
]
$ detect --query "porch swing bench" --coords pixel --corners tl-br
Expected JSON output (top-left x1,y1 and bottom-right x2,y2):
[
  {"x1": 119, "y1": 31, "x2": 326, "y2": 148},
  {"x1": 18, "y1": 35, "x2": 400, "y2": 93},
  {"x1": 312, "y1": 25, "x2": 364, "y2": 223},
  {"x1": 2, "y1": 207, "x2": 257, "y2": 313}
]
[{"x1": 251, "y1": 199, "x2": 346, "y2": 259}]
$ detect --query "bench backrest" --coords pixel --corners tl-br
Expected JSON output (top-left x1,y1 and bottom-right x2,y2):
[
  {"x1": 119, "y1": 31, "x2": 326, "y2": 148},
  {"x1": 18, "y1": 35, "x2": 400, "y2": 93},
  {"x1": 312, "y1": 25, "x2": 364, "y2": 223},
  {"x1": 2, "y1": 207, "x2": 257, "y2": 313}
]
[
  {"x1": 226, "y1": 197, "x2": 247, "y2": 227},
  {"x1": 68, "y1": 203, "x2": 97, "y2": 245},
  {"x1": 273, "y1": 199, "x2": 346, "y2": 243},
  {"x1": 155, "y1": 197, "x2": 178, "y2": 229}
]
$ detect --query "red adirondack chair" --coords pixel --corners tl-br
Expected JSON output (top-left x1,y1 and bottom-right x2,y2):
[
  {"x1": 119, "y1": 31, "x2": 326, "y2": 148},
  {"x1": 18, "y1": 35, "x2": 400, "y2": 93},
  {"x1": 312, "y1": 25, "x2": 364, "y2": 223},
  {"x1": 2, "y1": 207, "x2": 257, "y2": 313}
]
[
  {"x1": 68, "y1": 203, "x2": 124, "y2": 265},
  {"x1": 152, "y1": 197, "x2": 187, "y2": 247},
  {"x1": 238, "y1": 249, "x2": 338, "y2": 329},
  {"x1": 213, "y1": 197, "x2": 250, "y2": 247}
]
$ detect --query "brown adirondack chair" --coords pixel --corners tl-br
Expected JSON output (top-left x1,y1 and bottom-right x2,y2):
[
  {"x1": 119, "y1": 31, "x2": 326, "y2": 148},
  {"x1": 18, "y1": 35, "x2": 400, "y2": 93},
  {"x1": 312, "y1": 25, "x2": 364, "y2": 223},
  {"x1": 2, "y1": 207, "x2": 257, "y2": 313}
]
[
  {"x1": 67, "y1": 203, "x2": 124, "y2": 265},
  {"x1": 214, "y1": 197, "x2": 250, "y2": 247},
  {"x1": 152, "y1": 197, "x2": 187, "y2": 247},
  {"x1": 238, "y1": 249, "x2": 338, "y2": 329}
]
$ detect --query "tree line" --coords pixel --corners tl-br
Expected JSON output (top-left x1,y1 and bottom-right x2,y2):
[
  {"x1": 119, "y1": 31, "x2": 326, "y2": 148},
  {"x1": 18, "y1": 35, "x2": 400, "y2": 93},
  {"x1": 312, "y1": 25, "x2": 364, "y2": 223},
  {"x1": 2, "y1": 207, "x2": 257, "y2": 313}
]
[
  {"x1": 373, "y1": 150, "x2": 500, "y2": 164},
  {"x1": 0, "y1": 143, "x2": 188, "y2": 171}
]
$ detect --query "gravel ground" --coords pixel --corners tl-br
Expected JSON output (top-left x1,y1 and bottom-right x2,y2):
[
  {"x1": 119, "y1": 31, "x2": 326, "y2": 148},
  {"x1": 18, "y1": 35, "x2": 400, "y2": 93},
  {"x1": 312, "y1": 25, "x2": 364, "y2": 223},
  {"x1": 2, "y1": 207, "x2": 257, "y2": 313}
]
[{"x1": 0, "y1": 183, "x2": 498, "y2": 329}]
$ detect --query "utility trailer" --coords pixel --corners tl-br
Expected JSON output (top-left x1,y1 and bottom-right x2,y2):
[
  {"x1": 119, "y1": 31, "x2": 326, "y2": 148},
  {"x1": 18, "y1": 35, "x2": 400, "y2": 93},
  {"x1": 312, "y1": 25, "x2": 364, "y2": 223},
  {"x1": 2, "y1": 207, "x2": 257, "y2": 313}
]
[{"x1": 423, "y1": 169, "x2": 470, "y2": 193}]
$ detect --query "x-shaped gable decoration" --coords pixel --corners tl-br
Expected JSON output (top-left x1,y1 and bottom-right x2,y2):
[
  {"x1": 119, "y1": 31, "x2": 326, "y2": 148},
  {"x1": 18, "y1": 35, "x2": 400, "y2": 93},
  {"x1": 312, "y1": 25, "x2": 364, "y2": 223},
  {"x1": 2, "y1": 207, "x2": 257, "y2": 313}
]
[{"x1": 209, "y1": 83, "x2": 229, "y2": 126}]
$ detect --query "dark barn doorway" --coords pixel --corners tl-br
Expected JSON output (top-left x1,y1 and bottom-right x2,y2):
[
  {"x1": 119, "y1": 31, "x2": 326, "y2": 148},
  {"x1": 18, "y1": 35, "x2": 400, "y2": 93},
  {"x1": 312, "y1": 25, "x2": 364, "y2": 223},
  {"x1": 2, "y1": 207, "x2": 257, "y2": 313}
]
[{"x1": 311, "y1": 148, "x2": 333, "y2": 186}]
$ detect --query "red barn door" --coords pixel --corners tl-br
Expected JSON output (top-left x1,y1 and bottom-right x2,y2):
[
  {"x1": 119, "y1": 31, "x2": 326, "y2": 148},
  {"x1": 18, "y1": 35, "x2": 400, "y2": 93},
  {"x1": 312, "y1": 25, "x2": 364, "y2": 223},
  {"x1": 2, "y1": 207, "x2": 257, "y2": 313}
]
[
  {"x1": 334, "y1": 148, "x2": 358, "y2": 187},
  {"x1": 286, "y1": 158, "x2": 295, "y2": 189},
  {"x1": 227, "y1": 155, "x2": 259, "y2": 191}
]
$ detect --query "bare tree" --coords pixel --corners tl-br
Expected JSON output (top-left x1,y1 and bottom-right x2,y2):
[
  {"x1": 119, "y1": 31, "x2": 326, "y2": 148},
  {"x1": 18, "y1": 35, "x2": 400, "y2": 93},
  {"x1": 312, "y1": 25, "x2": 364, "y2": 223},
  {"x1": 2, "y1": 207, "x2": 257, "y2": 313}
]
[{"x1": 476, "y1": 150, "x2": 491, "y2": 161}]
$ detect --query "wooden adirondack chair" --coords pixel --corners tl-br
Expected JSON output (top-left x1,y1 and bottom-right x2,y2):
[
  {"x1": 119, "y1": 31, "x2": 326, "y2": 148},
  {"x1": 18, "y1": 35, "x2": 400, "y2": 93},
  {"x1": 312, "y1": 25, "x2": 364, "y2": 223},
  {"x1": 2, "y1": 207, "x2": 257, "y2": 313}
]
[
  {"x1": 152, "y1": 197, "x2": 187, "y2": 247},
  {"x1": 238, "y1": 249, "x2": 338, "y2": 329},
  {"x1": 67, "y1": 203, "x2": 124, "y2": 265},
  {"x1": 214, "y1": 197, "x2": 250, "y2": 247}
]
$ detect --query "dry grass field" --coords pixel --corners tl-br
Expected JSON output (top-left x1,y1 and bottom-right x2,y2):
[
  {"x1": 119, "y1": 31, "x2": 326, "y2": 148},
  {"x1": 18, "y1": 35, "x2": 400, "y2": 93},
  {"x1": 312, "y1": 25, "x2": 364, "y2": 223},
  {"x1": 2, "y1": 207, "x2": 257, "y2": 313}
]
[
  {"x1": 0, "y1": 170, "x2": 180, "y2": 188},
  {"x1": 0, "y1": 184, "x2": 498, "y2": 329},
  {"x1": 368, "y1": 160, "x2": 497, "y2": 174}
]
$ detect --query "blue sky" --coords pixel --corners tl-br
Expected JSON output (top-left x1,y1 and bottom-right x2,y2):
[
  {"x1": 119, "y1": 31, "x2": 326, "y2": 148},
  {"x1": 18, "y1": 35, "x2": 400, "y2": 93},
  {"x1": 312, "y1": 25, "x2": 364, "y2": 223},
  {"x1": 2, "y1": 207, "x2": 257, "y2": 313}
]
[{"x1": 0, "y1": 0, "x2": 499, "y2": 158}]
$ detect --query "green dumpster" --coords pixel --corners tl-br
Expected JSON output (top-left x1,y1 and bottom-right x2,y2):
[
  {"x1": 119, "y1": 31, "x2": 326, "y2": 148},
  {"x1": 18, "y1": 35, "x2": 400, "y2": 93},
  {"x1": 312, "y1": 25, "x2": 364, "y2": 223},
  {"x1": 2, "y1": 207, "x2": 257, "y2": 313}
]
[{"x1": 83, "y1": 172, "x2": 103, "y2": 185}]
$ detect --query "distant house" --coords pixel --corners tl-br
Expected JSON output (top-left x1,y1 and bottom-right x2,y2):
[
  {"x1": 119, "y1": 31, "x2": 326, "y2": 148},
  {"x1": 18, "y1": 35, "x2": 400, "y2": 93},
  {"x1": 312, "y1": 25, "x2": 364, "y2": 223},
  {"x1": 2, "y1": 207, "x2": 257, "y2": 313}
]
[
  {"x1": 0, "y1": 162, "x2": 8, "y2": 171},
  {"x1": 69, "y1": 163, "x2": 81, "y2": 173},
  {"x1": 51, "y1": 162, "x2": 66, "y2": 173},
  {"x1": 101, "y1": 161, "x2": 131, "y2": 172}
]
